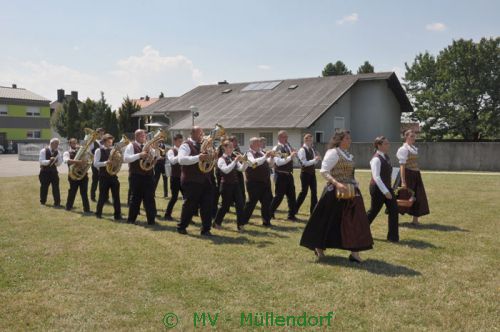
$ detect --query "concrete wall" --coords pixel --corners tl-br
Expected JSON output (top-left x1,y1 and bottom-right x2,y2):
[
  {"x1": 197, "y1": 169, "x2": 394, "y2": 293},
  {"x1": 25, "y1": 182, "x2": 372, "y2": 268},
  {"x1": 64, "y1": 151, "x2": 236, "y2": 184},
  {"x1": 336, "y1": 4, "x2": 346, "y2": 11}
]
[
  {"x1": 350, "y1": 80, "x2": 401, "y2": 142},
  {"x1": 314, "y1": 142, "x2": 500, "y2": 171}
]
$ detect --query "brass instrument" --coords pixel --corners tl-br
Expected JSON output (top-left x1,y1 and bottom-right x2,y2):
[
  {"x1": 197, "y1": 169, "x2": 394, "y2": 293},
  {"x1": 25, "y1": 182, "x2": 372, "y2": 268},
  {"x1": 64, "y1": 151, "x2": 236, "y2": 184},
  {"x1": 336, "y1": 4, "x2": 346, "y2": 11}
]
[
  {"x1": 140, "y1": 129, "x2": 166, "y2": 171},
  {"x1": 69, "y1": 128, "x2": 99, "y2": 180},
  {"x1": 106, "y1": 135, "x2": 130, "y2": 175},
  {"x1": 233, "y1": 151, "x2": 257, "y2": 169},
  {"x1": 48, "y1": 150, "x2": 60, "y2": 167},
  {"x1": 198, "y1": 123, "x2": 225, "y2": 173}
]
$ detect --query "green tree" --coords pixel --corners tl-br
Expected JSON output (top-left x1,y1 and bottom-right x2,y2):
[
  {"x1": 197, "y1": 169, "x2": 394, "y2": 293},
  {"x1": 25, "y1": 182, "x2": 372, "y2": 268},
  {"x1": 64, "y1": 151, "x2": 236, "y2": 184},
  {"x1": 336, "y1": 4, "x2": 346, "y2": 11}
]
[
  {"x1": 66, "y1": 99, "x2": 80, "y2": 139},
  {"x1": 159, "y1": 92, "x2": 165, "y2": 98},
  {"x1": 117, "y1": 96, "x2": 141, "y2": 134},
  {"x1": 322, "y1": 61, "x2": 352, "y2": 76},
  {"x1": 357, "y1": 61, "x2": 375, "y2": 74},
  {"x1": 405, "y1": 37, "x2": 500, "y2": 141},
  {"x1": 92, "y1": 91, "x2": 108, "y2": 129},
  {"x1": 79, "y1": 98, "x2": 96, "y2": 132},
  {"x1": 50, "y1": 104, "x2": 67, "y2": 138},
  {"x1": 104, "y1": 108, "x2": 120, "y2": 138}
]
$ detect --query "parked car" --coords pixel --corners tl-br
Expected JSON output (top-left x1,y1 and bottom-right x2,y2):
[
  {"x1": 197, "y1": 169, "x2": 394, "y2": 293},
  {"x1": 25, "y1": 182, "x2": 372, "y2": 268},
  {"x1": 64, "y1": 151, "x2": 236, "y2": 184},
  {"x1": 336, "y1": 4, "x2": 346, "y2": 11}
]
[{"x1": 0, "y1": 145, "x2": 5, "y2": 154}]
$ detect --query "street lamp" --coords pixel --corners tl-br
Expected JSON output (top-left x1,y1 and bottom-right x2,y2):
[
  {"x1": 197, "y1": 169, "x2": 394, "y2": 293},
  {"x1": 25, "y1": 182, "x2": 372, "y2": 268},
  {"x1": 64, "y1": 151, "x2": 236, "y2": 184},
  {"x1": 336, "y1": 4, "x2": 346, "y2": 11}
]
[{"x1": 190, "y1": 105, "x2": 199, "y2": 126}]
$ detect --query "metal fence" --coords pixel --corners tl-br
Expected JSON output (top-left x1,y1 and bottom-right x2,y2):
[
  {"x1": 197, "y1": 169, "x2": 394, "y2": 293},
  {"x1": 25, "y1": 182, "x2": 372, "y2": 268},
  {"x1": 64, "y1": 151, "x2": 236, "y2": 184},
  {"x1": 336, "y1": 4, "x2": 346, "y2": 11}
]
[{"x1": 18, "y1": 143, "x2": 69, "y2": 161}]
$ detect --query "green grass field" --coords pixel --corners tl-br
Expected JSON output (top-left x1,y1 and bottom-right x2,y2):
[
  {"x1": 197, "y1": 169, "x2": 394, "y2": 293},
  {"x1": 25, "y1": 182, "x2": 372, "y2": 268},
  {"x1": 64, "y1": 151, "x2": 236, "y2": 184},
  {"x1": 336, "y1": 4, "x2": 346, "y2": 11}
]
[{"x1": 0, "y1": 171, "x2": 499, "y2": 331}]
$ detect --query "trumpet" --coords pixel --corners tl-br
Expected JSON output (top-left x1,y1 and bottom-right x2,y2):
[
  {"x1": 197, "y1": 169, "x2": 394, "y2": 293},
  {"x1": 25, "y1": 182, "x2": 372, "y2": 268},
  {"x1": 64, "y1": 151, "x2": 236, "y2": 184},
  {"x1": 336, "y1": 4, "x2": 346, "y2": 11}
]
[{"x1": 233, "y1": 151, "x2": 257, "y2": 169}]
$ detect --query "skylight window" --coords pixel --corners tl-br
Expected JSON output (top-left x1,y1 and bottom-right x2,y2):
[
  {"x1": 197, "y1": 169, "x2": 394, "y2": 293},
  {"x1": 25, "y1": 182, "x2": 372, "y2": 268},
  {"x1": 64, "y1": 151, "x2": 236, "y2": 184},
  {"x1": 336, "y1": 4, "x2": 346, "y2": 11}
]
[{"x1": 242, "y1": 81, "x2": 282, "y2": 91}]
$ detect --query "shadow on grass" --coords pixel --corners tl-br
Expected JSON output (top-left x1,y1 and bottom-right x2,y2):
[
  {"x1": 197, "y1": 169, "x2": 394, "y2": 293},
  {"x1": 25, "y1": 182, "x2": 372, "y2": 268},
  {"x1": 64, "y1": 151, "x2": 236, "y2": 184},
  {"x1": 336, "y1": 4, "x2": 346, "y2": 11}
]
[
  {"x1": 319, "y1": 256, "x2": 421, "y2": 277},
  {"x1": 374, "y1": 238, "x2": 440, "y2": 249},
  {"x1": 400, "y1": 222, "x2": 469, "y2": 232}
]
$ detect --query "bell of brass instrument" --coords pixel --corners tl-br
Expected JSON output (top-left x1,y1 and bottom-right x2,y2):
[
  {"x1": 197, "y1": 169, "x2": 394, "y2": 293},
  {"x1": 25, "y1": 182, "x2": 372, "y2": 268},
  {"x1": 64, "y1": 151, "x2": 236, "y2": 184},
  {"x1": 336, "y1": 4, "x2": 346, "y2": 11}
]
[
  {"x1": 140, "y1": 129, "x2": 166, "y2": 172},
  {"x1": 106, "y1": 135, "x2": 130, "y2": 175},
  {"x1": 233, "y1": 151, "x2": 257, "y2": 169},
  {"x1": 69, "y1": 128, "x2": 99, "y2": 180},
  {"x1": 198, "y1": 123, "x2": 225, "y2": 173}
]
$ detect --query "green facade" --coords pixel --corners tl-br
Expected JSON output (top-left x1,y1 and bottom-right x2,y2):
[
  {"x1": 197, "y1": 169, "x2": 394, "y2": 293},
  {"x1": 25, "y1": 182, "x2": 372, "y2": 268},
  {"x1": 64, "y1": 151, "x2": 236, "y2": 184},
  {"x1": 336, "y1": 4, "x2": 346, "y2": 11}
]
[
  {"x1": 5, "y1": 105, "x2": 51, "y2": 117},
  {"x1": 0, "y1": 128, "x2": 52, "y2": 140},
  {"x1": 0, "y1": 103, "x2": 52, "y2": 141}
]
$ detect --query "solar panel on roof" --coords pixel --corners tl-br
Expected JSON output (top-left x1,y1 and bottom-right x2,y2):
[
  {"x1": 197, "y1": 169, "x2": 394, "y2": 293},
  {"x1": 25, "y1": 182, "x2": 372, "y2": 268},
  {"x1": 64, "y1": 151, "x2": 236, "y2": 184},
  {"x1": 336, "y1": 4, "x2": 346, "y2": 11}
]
[{"x1": 241, "y1": 81, "x2": 282, "y2": 91}]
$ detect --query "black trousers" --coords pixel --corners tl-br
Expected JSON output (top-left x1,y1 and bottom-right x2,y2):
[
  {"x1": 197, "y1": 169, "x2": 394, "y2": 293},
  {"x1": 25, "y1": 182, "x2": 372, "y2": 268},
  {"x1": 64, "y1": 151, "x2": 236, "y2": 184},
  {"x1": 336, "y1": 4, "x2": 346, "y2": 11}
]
[
  {"x1": 39, "y1": 171, "x2": 60, "y2": 205},
  {"x1": 367, "y1": 184, "x2": 399, "y2": 241},
  {"x1": 214, "y1": 182, "x2": 245, "y2": 226},
  {"x1": 237, "y1": 172, "x2": 246, "y2": 203},
  {"x1": 165, "y1": 176, "x2": 181, "y2": 216},
  {"x1": 295, "y1": 172, "x2": 318, "y2": 214},
  {"x1": 179, "y1": 181, "x2": 213, "y2": 232},
  {"x1": 243, "y1": 181, "x2": 273, "y2": 225},
  {"x1": 128, "y1": 173, "x2": 156, "y2": 224},
  {"x1": 90, "y1": 165, "x2": 99, "y2": 200},
  {"x1": 270, "y1": 172, "x2": 296, "y2": 219},
  {"x1": 154, "y1": 162, "x2": 169, "y2": 197},
  {"x1": 96, "y1": 176, "x2": 122, "y2": 218},
  {"x1": 66, "y1": 175, "x2": 90, "y2": 212}
]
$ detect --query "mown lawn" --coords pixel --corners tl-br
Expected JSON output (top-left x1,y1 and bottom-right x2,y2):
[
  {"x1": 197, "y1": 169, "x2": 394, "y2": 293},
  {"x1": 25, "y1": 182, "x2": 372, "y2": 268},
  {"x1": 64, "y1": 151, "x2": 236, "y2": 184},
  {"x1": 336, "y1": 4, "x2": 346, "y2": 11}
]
[{"x1": 0, "y1": 171, "x2": 498, "y2": 331}]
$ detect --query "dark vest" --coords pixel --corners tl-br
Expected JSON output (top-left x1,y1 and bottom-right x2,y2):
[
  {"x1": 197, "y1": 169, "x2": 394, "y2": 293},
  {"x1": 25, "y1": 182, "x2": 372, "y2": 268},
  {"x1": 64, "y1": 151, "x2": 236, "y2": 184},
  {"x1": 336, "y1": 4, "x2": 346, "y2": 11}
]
[
  {"x1": 245, "y1": 150, "x2": 271, "y2": 184},
  {"x1": 67, "y1": 149, "x2": 77, "y2": 171},
  {"x1": 128, "y1": 142, "x2": 153, "y2": 176},
  {"x1": 180, "y1": 140, "x2": 211, "y2": 184},
  {"x1": 370, "y1": 153, "x2": 392, "y2": 190},
  {"x1": 40, "y1": 148, "x2": 58, "y2": 173},
  {"x1": 275, "y1": 144, "x2": 293, "y2": 173},
  {"x1": 170, "y1": 148, "x2": 181, "y2": 178},
  {"x1": 301, "y1": 146, "x2": 316, "y2": 175},
  {"x1": 220, "y1": 156, "x2": 238, "y2": 184},
  {"x1": 98, "y1": 147, "x2": 113, "y2": 178}
]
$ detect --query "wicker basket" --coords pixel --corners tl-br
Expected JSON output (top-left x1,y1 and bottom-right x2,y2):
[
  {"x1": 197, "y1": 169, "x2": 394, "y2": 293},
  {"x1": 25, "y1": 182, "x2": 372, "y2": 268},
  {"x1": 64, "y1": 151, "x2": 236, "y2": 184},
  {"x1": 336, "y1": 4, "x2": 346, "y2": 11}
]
[{"x1": 395, "y1": 187, "x2": 415, "y2": 208}]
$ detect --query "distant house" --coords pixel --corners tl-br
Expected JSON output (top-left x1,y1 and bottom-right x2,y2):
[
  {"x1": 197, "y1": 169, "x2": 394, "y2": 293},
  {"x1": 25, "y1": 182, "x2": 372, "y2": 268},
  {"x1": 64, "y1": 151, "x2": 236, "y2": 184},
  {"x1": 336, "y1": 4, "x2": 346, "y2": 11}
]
[
  {"x1": 137, "y1": 72, "x2": 413, "y2": 149},
  {"x1": 0, "y1": 84, "x2": 51, "y2": 148},
  {"x1": 50, "y1": 89, "x2": 82, "y2": 116},
  {"x1": 131, "y1": 96, "x2": 178, "y2": 129}
]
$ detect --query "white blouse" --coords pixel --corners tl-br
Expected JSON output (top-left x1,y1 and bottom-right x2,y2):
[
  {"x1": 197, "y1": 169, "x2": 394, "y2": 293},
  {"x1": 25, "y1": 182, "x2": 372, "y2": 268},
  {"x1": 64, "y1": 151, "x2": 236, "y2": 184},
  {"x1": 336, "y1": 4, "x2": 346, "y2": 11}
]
[{"x1": 396, "y1": 143, "x2": 418, "y2": 164}]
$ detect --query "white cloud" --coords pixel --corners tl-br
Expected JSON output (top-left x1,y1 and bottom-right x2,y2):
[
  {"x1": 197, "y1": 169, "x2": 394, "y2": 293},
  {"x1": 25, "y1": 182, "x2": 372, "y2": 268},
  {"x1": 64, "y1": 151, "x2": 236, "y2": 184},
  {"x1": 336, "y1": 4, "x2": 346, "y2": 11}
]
[
  {"x1": 0, "y1": 46, "x2": 204, "y2": 109},
  {"x1": 257, "y1": 65, "x2": 271, "y2": 70},
  {"x1": 336, "y1": 13, "x2": 358, "y2": 25},
  {"x1": 426, "y1": 22, "x2": 447, "y2": 32}
]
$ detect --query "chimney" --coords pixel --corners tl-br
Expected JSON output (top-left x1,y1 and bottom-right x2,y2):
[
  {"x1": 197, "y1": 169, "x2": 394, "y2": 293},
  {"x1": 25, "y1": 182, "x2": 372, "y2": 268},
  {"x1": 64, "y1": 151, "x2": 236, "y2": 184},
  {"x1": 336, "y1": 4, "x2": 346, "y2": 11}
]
[
  {"x1": 71, "y1": 91, "x2": 78, "y2": 101},
  {"x1": 57, "y1": 89, "x2": 65, "y2": 102},
  {"x1": 218, "y1": 80, "x2": 228, "y2": 85},
  {"x1": 145, "y1": 95, "x2": 150, "y2": 101},
  {"x1": 12, "y1": 84, "x2": 17, "y2": 89}
]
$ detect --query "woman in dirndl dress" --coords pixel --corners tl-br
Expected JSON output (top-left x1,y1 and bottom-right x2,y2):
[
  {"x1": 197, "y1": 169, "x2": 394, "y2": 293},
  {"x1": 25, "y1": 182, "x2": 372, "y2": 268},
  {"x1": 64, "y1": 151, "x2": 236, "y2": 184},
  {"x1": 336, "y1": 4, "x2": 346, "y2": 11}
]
[
  {"x1": 396, "y1": 130, "x2": 430, "y2": 225},
  {"x1": 300, "y1": 130, "x2": 373, "y2": 263}
]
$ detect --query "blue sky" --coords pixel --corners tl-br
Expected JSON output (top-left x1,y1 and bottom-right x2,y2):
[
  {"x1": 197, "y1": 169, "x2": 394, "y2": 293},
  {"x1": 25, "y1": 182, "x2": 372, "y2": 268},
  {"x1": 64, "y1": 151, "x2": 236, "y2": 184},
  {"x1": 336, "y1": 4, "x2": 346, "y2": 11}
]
[{"x1": 0, "y1": 0, "x2": 498, "y2": 108}]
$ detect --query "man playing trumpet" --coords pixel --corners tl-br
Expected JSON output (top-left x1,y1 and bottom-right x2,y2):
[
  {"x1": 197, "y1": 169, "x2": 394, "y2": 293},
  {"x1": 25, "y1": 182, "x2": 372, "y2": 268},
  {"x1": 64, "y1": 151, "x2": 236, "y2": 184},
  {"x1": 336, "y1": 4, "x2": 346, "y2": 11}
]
[{"x1": 39, "y1": 138, "x2": 63, "y2": 207}]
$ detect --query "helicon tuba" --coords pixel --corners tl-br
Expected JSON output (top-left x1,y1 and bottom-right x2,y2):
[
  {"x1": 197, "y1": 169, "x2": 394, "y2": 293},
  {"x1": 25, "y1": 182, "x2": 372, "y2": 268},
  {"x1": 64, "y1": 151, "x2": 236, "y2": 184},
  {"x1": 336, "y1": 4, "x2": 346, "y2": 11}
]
[
  {"x1": 198, "y1": 123, "x2": 225, "y2": 173},
  {"x1": 106, "y1": 135, "x2": 130, "y2": 176},
  {"x1": 139, "y1": 129, "x2": 166, "y2": 171},
  {"x1": 69, "y1": 128, "x2": 99, "y2": 181}
]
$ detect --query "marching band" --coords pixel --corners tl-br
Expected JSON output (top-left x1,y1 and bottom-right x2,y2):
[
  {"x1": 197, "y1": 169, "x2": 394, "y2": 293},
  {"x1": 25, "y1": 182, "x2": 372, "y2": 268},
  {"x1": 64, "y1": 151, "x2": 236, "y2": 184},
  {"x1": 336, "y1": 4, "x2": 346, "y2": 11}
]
[{"x1": 39, "y1": 126, "x2": 429, "y2": 262}]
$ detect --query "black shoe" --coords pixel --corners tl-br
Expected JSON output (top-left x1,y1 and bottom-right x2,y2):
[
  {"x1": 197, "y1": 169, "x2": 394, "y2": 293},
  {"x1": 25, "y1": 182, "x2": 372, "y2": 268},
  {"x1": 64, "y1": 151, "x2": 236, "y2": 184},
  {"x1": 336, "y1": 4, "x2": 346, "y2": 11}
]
[
  {"x1": 83, "y1": 210, "x2": 93, "y2": 215},
  {"x1": 54, "y1": 204, "x2": 63, "y2": 209},
  {"x1": 114, "y1": 216, "x2": 123, "y2": 221},
  {"x1": 164, "y1": 214, "x2": 173, "y2": 221},
  {"x1": 95, "y1": 214, "x2": 102, "y2": 219},
  {"x1": 263, "y1": 222, "x2": 272, "y2": 227},
  {"x1": 65, "y1": 207, "x2": 72, "y2": 211},
  {"x1": 348, "y1": 254, "x2": 362, "y2": 263},
  {"x1": 287, "y1": 216, "x2": 298, "y2": 222},
  {"x1": 200, "y1": 230, "x2": 213, "y2": 237},
  {"x1": 91, "y1": 198, "x2": 96, "y2": 202},
  {"x1": 40, "y1": 202, "x2": 46, "y2": 205},
  {"x1": 387, "y1": 237, "x2": 399, "y2": 243},
  {"x1": 177, "y1": 228, "x2": 187, "y2": 235},
  {"x1": 147, "y1": 221, "x2": 156, "y2": 226},
  {"x1": 127, "y1": 220, "x2": 137, "y2": 225}
]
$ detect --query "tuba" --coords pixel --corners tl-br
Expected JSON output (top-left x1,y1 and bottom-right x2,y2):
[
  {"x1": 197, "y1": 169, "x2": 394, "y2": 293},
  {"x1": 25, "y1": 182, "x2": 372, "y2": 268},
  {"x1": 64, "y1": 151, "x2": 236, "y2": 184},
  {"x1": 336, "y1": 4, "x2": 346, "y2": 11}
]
[
  {"x1": 198, "y1": 123, "x2": 225, "y2": 173},
  {"x1": 106, "y1": 135, "x2": 130, "y2": 175},
  {"x1": 139, "y1": 129, "x2": 166, "y2": 171},
  {"x1": 69, "y1": 128, "x2": 99, "y2": 180}
]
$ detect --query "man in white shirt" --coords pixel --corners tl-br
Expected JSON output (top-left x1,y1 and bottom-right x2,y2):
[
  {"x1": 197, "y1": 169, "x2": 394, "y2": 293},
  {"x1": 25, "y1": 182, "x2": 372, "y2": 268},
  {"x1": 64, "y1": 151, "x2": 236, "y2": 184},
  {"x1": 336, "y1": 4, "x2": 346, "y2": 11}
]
[
  {"x1": 90, "y1": 128, "x2": 105, "y2": 202},
  {"x1": 270, "y1": 130, "x2": 298, "y2": 221},
  {"x1": 39, "y1": 138, "x2": 63, "y2": 207},
  {"x1": 295, "y1": 133, "x2": 321, "y2": 215},
  {"x1": 164, "y1": 134, "x2": 183, "y2": 220},
  {"x1": 123, "y1": 129, "x2": 157, "y2": 225},
  {"x1": 63, "y1": 138, "x2": 91, "y2": 213},
  {"x1": 177, "y1": 126, "x2": 215, "y2": 236}
]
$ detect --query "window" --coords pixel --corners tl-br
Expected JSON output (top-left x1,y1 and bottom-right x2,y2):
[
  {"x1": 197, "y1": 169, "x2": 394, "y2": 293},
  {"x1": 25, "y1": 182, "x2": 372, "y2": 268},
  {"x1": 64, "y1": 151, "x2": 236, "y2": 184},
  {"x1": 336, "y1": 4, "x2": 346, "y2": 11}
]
[
  {"x1": 221, "y1": 88, "x2": 232, "y2": 94},
  {"x1": 26, "y1": 106, "x2": 40, "y2": 117},
  {"x1": 258, "y1": 132, "x2": 273, "y2": 146},
  {"x1": 315, "y1": 131, "x2": 324, "y2": 144},
  {"x1": 0, "y1": 105, "x2": 7, "y2": 116},
  {"x1": 288, "y1": 84, "x2": 298, "y2": 90},
  {"x1": 334, "y1": 117, "x2": 345, "y2": 133},
  {"x1": 230, "y1": 133, "x2": 245, "y2": 147},
  {"x1": 27, "y1": 130, "x2": 41, "y2": 139},
  {"x1": 241, "y1": 81, "x2": 282, "y2": 92}
]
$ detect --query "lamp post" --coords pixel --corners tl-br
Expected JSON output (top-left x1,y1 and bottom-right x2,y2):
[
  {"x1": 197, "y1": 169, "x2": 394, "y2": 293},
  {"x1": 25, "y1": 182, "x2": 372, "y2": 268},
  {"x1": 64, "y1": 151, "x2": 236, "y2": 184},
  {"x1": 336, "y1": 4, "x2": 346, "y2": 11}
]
[{"x1": 190, "y1": 105, "x2": 199, "y2": 127}]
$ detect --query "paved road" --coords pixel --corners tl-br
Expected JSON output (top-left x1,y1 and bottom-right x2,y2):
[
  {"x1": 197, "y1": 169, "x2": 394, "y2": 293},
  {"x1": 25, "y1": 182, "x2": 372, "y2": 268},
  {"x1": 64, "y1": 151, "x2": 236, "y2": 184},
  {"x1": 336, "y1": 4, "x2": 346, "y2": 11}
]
[{"x1": 0, "y1": 154, "x2": 129, "y2": 177}]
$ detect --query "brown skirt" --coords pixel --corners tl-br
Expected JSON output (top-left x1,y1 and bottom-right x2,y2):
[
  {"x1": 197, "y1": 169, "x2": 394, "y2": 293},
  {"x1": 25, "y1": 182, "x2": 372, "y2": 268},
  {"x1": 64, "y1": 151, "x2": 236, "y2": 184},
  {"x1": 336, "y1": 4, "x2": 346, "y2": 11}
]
[
  {"x1": 300, "y1": 185, "x2": 373, "y2": 252},
  {"x1": 398, "y1": 169, "x2": 430, "y2": 217}
]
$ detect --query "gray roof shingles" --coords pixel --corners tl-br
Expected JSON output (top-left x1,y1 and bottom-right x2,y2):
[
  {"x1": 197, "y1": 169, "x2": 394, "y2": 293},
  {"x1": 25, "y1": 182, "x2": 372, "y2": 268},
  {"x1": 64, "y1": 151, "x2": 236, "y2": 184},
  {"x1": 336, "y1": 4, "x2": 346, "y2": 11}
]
[{"x1": 0, "y1": 86, "x2": 50, "y2": 103}]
